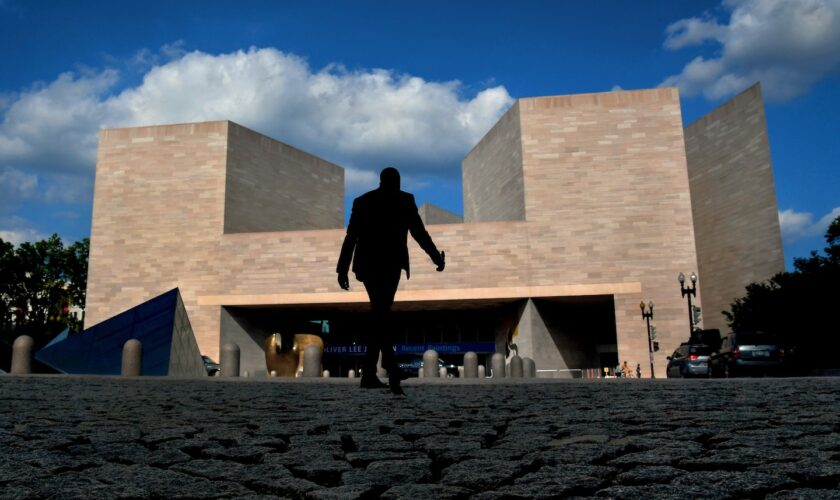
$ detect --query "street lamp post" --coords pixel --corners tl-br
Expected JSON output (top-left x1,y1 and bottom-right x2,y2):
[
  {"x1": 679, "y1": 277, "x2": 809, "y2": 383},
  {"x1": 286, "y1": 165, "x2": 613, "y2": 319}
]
[
  {"x1": 678, "y1": 272, "x2": 698, "y2": 337},
  {"x1": 640, "y1": 301, "x2": 655, "y2": 379}
]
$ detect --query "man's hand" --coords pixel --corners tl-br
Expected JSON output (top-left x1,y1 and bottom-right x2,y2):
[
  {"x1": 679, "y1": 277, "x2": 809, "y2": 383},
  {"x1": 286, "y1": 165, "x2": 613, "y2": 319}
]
[
  {"x1": 338, "y1": 272, "x2": 350, "y2": 290},
  {"x1": 435, "y1": 250, "x2": 445, "y2": 272}
]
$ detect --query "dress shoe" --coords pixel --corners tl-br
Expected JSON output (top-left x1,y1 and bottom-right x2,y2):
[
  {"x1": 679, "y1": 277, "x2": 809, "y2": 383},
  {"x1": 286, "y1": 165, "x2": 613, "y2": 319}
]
[
  {"x1": 360, "y1": 376, "x2": 387, "y2": 389},
  {"x1": 389, "y1": 376, "x2": 405, "y2": 396}
]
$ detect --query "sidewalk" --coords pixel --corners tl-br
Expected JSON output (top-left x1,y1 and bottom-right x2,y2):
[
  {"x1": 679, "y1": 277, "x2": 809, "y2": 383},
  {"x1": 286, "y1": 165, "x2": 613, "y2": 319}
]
[{"x1": 1, "y1": 376, "x2": 839, "y2": 498}]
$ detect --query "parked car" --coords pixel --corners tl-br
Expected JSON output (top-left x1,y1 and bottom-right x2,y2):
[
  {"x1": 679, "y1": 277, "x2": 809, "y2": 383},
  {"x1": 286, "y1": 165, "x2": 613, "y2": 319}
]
[
  {"x1": 690, "y1": 328, "x2": 722, "y2": 350},
  {"x1": 709, "y1": 332, "x2": 785, "y2": 378},
  {"x1": 666, "y1": 343, "x2": 713, "y2": 378},
  {"x1": 202, "y1": 355, "x2": 220, "y2": 376},
  {"x1": 397, "y1": 357, "x2": 459, "y2": 378}
]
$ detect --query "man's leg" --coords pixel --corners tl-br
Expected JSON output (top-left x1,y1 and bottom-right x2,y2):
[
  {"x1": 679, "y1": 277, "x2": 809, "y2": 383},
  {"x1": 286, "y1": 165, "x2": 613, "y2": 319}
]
[{"x1": 362, "y1": 269, "x2": 402, "y2": 391}]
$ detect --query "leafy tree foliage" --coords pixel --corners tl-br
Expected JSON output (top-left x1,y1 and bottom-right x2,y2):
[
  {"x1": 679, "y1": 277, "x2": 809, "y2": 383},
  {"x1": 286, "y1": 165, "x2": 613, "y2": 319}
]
[
  {"x1": 724, "y1": 215, "x2": 840, "y2": 369},
  {"x1": 0, "y1": 235, "x2": 89, "y2": 347}
]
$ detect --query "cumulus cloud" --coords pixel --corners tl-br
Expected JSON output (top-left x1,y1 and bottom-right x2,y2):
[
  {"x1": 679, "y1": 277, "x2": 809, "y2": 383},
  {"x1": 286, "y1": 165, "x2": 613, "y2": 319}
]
[
  {"x1": 779, "y1": 206, "x2": 840, "y2": 243},
  {"x1": 107, "y1": 49, "x2": 512, "y2": 171},
  {"x1": 660, "y1": 0, "x2": 840, "y2": 101},
  {"x1": 0, "y1": 216, "x2": 46, "y2": 245},
  {"x1": 0, "y1": 69, "x2": 118, "y2": 172},
  {"x1": 0, "y1": 47, "x2": 512, "y2": 214},
  {"x1": 0, "y1": 167, "x2": 38, "y2": 208}
]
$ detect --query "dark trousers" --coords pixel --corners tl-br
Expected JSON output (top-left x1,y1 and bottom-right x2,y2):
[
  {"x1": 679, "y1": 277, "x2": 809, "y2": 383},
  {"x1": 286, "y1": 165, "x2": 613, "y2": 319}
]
[{"x1": 361, "y1": 268, "x2": 401, "y2": 378}]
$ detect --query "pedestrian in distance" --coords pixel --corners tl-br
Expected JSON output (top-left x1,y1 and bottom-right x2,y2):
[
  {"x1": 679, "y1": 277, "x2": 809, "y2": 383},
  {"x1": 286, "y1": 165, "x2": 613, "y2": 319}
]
[
  {"x1": 636, "y1": 363, "x2": 642, "y2": 379},
  {"x1": 337, "y1": 167, "x2": 445, "y2": 395}
]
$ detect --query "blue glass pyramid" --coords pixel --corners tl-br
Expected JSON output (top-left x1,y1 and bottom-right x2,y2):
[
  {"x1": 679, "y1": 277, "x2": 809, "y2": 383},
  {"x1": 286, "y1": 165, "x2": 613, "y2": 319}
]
[{"x1": 35, "y1": 288, "x2": 205, "y2": 376}]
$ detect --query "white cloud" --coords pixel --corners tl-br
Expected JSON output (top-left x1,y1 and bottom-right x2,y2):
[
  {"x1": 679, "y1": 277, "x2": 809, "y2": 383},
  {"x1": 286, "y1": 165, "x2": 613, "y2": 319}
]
[
  {"x1": 0, "y1": 46, "x2": 513, "y2": 210},
  {"x1": 0, "y1": 167, "x2": 38, "y2": 199},
  {"x1": 344, "y1": 167, "x2": 379, "y2": 193},
  {"x1": 664, "y1": 17, "x2": 727, "y2": 50},
  {"x1": 779, "y1": 206, "x2": 840, "y2": 243},
  {"x1": 0, "y1": 166, "x2": 38, "y2": 205},
  {"x1": 0, "y1": 216, "x2": 46, "y2": 245},
  {"x1": 0, "y1": 70, "x2": 118, "y2": 171},
  {"x1": 108, "y1": 49, "x2": 512, "y2": 170},
  {"x1": 661, "y1": 0, "x2": 840, "y2": 102}
]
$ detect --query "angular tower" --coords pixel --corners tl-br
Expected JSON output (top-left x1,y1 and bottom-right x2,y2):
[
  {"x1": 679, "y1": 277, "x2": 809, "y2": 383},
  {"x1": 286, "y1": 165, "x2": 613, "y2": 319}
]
[{"x1": 684, "y1": 83, "x2": 785, "y2": 331}]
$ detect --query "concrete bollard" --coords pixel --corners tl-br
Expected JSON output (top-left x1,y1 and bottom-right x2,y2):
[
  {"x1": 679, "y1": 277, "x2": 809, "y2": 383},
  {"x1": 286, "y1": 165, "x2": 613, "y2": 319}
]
[
  {"x1": 491, "y1": 353, "x2": 506, "y2": 379},
  {"x1": 10, "y1": 335, "x2": 34, "y2": 375},
  {"x1": 322, "y1": 370, "x2": 330, "y2": 378},
  {"x1": 509, "y1": 355, "x2": 524, "y2": 378},
  {"x1": 121, "y1": 339, "x2": 142, "y2": 377},
  {"x1": 348, "y1": 369, "x2": 356, "y2": 378},
  {"x1": 221, "y1": 343, "x2": 240, "y2": 377},
  {"x1": 418, "y1": 368, "x2": 424, "y2": 378},
  {"x1": 377, "y1": 352, "x2": 387, "y2": 378},
  {"x1": 439, "y1": 367, "x2": 448, "y2": 378},
  {"x1": 423, "y1": 350, "x2": 439, "y2": 378},
  {"x1": 270, "y1": 370, "x2": 277, "y2": 377},
  {"x1": 243, "y1": 370, "x2": 250, "y2": 377},
  {"x1": 522, "y1": 357, "x2": 536, "y2": 378},
  {"x1": 463, "y1": 352, "x2": 478, "y2": 378},
  {"x1": 302, "y1": 345, "x2": 323, "y2": 377},
  {"x1": 478, "y1": 365, "x2": 486, "y2": 378}
]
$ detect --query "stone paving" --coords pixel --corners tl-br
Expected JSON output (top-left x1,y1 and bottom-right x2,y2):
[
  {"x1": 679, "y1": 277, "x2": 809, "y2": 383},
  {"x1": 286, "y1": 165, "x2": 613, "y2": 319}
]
[{"x1": 1, "y1": 376, "x2": 840, "y2": 499}]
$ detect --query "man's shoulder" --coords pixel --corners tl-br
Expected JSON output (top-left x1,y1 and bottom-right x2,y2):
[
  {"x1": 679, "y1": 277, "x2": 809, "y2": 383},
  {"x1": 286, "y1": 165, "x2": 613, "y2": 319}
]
[
  {"x1": 398, "y1": 190, "x2": 416, "y2": 205},
  {"x1": 354, "y1": 189, "x2": 414, "y2": 201},
  {"x1": 354, "y1": 190, "x2": 378, "y2": 205}
]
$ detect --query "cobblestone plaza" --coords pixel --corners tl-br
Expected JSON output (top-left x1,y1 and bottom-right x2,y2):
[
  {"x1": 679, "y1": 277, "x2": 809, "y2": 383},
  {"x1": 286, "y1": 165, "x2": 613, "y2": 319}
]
[{"x1": 2, "y1": 376, "x2": 839, "y2": 498}]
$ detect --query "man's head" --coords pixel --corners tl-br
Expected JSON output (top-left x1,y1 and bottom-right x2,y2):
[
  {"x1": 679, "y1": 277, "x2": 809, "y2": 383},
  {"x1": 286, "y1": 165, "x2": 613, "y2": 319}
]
[{"x1": 380, "y1": 167, "x2": 400, "y2": 191}]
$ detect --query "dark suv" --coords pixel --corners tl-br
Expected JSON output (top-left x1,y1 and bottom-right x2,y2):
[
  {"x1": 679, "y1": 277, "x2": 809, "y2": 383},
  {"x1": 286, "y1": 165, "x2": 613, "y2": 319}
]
[
  {"x1": 709, "y1": 332, "x2": 785, "y2": 377},
  {"x1": 666, "y1": 343, "x2": 713, "y2": 378}
]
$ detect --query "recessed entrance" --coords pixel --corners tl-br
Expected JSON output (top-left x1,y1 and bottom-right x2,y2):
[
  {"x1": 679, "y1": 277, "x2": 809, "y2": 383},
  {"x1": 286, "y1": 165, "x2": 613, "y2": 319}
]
[{"x1": 220, "y1": 295, "x2": 618, "y2": 377}]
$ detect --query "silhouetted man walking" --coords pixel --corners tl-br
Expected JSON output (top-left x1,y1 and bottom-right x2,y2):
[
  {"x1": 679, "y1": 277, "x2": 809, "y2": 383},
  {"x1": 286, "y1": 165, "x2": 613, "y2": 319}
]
[{"x1": 337, "y1": 167, "x2": 445, "y2": 395}]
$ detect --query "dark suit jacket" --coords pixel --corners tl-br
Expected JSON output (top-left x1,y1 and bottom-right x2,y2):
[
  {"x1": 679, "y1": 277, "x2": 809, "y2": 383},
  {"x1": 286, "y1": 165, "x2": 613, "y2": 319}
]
[{"x1": 337, "y1": 188, "x2": 440, "y2": 281}]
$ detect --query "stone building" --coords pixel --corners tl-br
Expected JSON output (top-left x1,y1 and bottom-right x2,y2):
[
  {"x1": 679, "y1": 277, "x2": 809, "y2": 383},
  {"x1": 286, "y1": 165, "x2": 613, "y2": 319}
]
[{"x1": 85, "y1": 84, "x2": 782, "y2": 377}]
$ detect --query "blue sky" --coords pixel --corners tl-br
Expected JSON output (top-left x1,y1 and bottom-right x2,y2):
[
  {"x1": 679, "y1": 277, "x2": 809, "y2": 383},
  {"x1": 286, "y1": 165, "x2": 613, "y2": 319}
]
[{"x1": 0, "y1": 0, "x2": 838, "y2": 270}]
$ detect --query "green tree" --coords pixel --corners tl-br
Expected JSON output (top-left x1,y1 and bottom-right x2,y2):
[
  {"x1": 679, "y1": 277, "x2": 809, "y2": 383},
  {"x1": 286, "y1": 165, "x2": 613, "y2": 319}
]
[
  {"x1": 724, "y1": 215, "x2": 840, "y2": 370},
  {"x1": 0, "y1": 239, "x2": 15, "y2": 331},
  {"x1": 0, "y1": 234, "x2": 89, "y2": 347}
]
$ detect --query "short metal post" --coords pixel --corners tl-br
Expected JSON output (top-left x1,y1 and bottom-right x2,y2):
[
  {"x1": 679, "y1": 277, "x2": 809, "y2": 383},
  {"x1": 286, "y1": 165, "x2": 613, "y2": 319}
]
[
  {"x1": 121, "y1": 339, "x2": 142, "y2": 376},
  {"x1": 376, "y1": 351, "x2": 387, "y2": 378},
  {"x1": 423, "y1": 350, "x2": 439, "y2": 378},
  {"x1": 11, "y1": 335, "x2": 34, "y2": 374},
  {"x1": 522, "y1": 357, "x2": 536, "y2": 378},
  {"x1": 221, "y1": 343, "x2": 240, "y2": 377},
  {"x1": 303, "y1": 346, "x2": 322, "y2": 377},
  {"x1": 463, "y1": 352, "x2": 478, "y2": 378},
  {"x1": 509, "y1": 355, "x2": 524, "y2": 378},
  {"x1": 491, "y1": 353, "x2": 505, "y2": 379}
]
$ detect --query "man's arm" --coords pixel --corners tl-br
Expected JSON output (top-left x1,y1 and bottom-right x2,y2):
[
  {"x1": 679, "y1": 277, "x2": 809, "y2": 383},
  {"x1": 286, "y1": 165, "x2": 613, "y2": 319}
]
[
  {"x1": 407, "y1": 195, "x2": 445, "y2": 271},
  {"x1": 336, "y1": 200, "x2": 359, "y2": 289}
]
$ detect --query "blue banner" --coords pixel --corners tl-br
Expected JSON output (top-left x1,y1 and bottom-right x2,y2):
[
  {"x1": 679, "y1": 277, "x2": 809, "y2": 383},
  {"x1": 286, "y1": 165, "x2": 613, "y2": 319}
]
[{"x1": 324, "y1": 342, "x2": 496, "y2": 356}]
